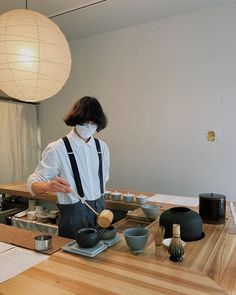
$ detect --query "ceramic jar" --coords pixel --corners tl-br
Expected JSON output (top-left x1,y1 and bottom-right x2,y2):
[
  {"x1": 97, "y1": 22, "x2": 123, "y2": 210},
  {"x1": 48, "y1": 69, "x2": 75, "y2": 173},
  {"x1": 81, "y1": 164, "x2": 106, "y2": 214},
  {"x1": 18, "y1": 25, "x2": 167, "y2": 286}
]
[{"x1": 160, "y1": 207, "x2": 204, "y2": 241}]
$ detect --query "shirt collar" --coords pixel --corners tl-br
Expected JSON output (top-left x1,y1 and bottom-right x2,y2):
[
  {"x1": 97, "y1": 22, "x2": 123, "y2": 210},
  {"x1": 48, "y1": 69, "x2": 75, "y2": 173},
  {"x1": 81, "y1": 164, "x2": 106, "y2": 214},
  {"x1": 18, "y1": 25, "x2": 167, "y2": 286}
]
[{"x1": 68, "y1": 129, "x2": 95, "y2": 148}]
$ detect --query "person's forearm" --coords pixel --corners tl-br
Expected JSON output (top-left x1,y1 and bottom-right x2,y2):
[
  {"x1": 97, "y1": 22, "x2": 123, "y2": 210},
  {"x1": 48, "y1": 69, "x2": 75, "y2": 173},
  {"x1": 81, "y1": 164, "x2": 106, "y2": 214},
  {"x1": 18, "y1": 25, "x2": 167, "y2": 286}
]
[
  {"x1": 31, "y1": 177, "x2": 71, "y2": 195},
  {"x1": 31, "y1": 181, "x2": 50, "y2": 195}
]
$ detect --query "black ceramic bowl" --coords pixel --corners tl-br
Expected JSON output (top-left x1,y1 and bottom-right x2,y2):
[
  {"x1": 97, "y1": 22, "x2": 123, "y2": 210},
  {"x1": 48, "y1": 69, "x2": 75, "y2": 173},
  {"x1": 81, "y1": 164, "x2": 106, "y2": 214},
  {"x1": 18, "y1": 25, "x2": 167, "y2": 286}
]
[
  {"x1": 160, "y1": 207, "x2": 204, "y2": 241},
  {"x1": 76, "y1": 228, "x2": 100, "y2": 248},
  {"x1": 99, "y1": 226, "x2": 117, "y2": 240}
]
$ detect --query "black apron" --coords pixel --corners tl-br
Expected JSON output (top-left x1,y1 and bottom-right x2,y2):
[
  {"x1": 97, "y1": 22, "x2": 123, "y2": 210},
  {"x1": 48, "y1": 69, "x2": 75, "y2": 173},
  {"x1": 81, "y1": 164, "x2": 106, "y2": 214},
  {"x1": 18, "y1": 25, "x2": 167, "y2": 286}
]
[{"x1": 57, "y1": 136, "x2": 104, "y2": 239}]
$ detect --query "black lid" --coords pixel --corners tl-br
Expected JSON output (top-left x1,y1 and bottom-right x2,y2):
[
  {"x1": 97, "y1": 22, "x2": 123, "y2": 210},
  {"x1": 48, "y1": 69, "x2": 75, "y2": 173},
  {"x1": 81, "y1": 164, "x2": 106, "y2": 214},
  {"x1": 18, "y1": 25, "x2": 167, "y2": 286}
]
[{"x1": 199, "y1": 193, "x2": 226, "y2": 200}]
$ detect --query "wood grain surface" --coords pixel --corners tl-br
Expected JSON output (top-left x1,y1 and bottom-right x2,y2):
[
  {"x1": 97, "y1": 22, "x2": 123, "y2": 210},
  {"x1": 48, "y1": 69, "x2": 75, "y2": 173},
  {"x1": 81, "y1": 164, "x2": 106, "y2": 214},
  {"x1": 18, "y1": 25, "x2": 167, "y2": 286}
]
[
  {"x1": 0, "y1": 183, "x2": 235, "y2": 295},
  {"x1": 0, "y1": 183, "x2": 154, "y2": 209},
  {"x1": 0, "y1": 224, "x2": 72, "y2": 255},
  {"x1": 0, "y1": 213, "x2": 235, "y2": 294},
  {"x1": 0, "y1": 182, "x2": 57, "y2": 202}
]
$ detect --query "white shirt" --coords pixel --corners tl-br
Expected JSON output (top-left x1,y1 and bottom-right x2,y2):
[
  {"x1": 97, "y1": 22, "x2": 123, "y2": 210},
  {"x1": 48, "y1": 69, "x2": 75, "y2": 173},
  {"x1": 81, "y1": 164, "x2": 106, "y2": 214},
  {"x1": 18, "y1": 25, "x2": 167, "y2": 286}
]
[{"x1": 27, "y1": 130, "x2": 110, "y2": 204}]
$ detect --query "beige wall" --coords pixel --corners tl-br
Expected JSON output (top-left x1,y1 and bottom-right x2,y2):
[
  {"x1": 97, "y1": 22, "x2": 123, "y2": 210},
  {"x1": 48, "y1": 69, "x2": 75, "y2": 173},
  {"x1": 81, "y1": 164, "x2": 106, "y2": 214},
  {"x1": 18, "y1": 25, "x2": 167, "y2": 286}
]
[{"x1": 39, "y1": 4, "x2": 236, "y2": 200}]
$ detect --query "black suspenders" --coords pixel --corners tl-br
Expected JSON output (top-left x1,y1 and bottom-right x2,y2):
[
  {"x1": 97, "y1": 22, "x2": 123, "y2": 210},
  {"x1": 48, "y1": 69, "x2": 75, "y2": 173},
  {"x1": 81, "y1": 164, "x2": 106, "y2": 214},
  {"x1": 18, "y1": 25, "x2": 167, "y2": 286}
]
[
  {"x1": 62, "y1": 136, "x2": 104, "y2": 197},
  {"x1": 94, "y1": 138, "x2": 104, "y2": 196}
]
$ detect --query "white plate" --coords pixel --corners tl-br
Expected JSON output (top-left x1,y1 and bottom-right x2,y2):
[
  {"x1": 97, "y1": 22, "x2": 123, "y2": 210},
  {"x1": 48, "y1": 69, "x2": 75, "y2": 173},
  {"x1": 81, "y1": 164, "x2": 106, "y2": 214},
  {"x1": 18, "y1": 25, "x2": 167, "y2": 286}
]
[{"x1": 162, "y1": 238, "x2": 185, "y2": 248}]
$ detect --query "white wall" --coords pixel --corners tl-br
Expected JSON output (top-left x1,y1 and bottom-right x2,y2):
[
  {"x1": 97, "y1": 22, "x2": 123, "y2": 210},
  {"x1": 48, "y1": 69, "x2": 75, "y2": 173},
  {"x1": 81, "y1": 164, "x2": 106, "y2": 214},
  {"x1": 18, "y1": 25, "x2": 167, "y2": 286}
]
[{"x1": 39, "y1": 4, "x2": 236, "y2": 200}]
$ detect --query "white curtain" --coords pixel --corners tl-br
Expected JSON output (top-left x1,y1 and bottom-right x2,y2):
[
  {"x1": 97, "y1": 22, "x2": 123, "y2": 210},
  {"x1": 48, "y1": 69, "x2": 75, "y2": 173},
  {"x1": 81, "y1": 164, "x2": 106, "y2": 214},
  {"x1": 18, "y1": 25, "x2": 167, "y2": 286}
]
[{"x1": 0, "y1": 100, "x2": 39, "y2": 184}]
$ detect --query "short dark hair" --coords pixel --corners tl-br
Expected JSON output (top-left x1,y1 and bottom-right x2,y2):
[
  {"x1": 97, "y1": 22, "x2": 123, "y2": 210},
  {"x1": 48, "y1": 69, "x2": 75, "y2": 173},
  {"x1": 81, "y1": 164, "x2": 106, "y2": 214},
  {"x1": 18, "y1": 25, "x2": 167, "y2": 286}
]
[{"x1": 63, "y1": 96, "x2": 107, "y2": 132}]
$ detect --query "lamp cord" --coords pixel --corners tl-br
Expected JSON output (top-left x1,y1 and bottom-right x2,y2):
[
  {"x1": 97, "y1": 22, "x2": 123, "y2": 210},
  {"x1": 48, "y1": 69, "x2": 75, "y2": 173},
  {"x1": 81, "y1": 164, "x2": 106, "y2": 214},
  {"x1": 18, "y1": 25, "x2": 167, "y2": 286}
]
[
  {"x1": 24, "y1": 0, "x2": 107, "y2": 18},
  {"x1": 49, "y1": 0, "x2": 107, "y2": 19}
]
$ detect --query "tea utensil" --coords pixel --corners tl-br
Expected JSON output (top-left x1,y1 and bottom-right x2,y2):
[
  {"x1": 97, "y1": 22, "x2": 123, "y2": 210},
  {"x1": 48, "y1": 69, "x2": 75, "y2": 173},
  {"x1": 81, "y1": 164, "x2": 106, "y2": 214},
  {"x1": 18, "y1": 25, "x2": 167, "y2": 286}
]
[{"x1": 70, "y1": 190, "x2": 113, "y2": 228}]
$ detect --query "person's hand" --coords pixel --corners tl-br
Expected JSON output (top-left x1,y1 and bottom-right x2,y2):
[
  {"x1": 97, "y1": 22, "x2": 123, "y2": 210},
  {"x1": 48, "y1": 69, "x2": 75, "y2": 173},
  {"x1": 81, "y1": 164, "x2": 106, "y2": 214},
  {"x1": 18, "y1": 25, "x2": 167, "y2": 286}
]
[{"x1": 47, "y1": 176, "x2": 71, "y2": 193}]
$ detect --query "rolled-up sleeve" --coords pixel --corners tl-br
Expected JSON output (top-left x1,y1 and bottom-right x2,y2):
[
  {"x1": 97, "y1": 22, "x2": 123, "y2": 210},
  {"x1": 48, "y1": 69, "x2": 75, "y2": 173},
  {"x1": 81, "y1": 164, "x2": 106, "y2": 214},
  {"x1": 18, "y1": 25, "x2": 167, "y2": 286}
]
[{"x1": 27, "y1": 144, "x2": 61, "y2": 195}]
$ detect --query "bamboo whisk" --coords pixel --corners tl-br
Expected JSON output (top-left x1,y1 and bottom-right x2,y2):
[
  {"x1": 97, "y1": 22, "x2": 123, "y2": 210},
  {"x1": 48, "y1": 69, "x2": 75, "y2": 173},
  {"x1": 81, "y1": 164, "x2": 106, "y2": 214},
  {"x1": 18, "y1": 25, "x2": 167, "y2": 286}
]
[{"x1": 168, "y1": 224, "x2": 184, "y2": 262}]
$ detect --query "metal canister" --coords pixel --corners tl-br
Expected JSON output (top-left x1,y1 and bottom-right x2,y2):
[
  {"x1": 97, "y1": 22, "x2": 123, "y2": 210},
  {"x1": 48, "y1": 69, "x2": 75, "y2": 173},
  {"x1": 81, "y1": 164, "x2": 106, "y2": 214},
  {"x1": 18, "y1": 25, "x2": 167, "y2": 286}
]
[{"x1": 34, "y1": 235, "x2": 52, "y2": 251}]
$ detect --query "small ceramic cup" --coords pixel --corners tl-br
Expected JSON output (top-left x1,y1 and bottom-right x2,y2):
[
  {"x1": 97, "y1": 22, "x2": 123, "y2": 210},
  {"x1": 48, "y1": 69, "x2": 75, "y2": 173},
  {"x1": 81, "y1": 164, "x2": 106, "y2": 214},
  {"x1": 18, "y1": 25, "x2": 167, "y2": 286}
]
[
  {"x1": 123, "y1": 193, "x2": 134, "y2": 203},
  {"x1": 111, "y1": 191, "x2": 122, "y2": 201},
  {"x1": 124, "y1": 227, "x2": 149, "y2": 254},
  {"x1": 36, "y1": 213, "x2": 49, "y2": 223},
  {"x1": 28, "y1": 199, "x2": 36, "y2": 211},
  {"x1": 104, "y1": 191, "x2": 111, "y2": 200},
  {"x1": 135, "y1": 195, "x2": 148, "y2": 205},
  {"x1": 141, "y1": 204, "x2": 160, "y2": 218},
  {"x1": 35, "y1": 205, "x2": 44, "y2": 214},
  {"x1": 27, "y1": 210, "x2": 36, "y2": 221},
  {"x1": 48, "y1": 210, "x2": 59, "y2": 224}
]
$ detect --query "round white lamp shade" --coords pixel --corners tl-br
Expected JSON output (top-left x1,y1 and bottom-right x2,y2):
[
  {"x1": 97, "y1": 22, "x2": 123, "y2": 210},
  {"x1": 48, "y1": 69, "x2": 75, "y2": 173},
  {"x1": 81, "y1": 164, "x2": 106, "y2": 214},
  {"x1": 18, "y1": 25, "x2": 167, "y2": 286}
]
[{"x1": 0, "y1": 9, "x2": 71, "y2": 102}]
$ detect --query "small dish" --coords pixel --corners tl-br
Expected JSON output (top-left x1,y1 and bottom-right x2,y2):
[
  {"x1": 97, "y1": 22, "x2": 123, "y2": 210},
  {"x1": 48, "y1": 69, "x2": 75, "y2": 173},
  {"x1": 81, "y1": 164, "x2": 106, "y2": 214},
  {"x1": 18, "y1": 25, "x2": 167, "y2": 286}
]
[{"x1": 162, "y1": 238, "x2": 185, "y2": 248}]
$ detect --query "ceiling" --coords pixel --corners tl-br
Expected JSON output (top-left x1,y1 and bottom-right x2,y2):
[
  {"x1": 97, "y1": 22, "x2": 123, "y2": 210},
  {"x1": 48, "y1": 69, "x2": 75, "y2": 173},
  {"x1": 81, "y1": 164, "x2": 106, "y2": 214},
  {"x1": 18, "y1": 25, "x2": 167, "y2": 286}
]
[
  {"x1": 0, "y1": 0, "x2": 234, "y2": 99},
  {"x1": 0, "y1": 0, "x2": 235, "y2": 41}
]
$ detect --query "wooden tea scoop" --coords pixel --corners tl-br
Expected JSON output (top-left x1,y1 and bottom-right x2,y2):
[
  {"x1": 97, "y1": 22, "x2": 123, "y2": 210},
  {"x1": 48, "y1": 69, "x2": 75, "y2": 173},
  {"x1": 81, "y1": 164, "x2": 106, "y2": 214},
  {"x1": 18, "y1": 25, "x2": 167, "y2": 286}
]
[{"x1": 71, "y1": 190, "x2": 113, "y2": 228}]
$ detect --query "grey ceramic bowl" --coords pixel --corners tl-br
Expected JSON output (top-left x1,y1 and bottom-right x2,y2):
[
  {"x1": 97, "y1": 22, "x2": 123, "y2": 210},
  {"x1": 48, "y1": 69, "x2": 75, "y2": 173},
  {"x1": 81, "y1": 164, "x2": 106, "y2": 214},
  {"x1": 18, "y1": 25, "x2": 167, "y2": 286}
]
[
  {"x1": 141, "y1": 204, "x2": 160, "y2": 218},
  {"x1": 124, "y1": 227, "x2": 149, "y2": 254},
  {"x1": 136, "y1": 195, "x2": 148, "y2": 205},
  {"x1": 99, "y1": 226, "x2": 117, "y2": 240},
  {"x1": 111, "y1": 192, "x2": 122, "y2": 201},
  {"x1": 123, "y1": 193, "x2": 134, "y2": 203}
]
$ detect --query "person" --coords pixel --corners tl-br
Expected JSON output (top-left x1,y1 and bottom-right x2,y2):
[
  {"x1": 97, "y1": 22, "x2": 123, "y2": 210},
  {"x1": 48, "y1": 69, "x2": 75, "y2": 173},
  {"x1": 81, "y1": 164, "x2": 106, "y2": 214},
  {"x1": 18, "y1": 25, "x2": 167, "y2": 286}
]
[{"x1": 27, "y1": 96, "x2": 110, "y2": 239}]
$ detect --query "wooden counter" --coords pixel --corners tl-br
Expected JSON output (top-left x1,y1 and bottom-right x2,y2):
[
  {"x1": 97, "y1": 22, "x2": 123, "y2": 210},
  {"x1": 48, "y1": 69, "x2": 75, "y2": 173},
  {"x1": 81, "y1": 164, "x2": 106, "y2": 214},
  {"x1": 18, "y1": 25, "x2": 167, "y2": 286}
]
[
  {"x1": 0, "y1": 183, "x2": 235, "y2": 294},
  {"x1": 0, "y1": 182, "x2": 153, "y2": 211},
  {"x1": 0, "y1": 216, "x2": 235, "y2": 294},
  {"x1": 0, "y1": 182, "x2": 57, "y2": 202}
]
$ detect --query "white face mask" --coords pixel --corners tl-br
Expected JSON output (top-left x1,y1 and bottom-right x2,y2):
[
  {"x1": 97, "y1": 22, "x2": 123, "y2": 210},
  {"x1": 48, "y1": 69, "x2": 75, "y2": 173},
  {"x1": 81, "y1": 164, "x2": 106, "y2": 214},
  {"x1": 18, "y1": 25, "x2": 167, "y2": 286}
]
[{"x1": 75, "y1": 123, "x2": 97, "y2": 139}]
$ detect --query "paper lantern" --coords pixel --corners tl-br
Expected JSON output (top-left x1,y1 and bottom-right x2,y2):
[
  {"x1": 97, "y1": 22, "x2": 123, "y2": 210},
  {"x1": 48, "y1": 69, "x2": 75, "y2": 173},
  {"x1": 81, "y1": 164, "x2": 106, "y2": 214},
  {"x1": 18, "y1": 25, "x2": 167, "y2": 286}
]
[{"x1": 0, "y1": 9, "x2": 71, "y2": 102}]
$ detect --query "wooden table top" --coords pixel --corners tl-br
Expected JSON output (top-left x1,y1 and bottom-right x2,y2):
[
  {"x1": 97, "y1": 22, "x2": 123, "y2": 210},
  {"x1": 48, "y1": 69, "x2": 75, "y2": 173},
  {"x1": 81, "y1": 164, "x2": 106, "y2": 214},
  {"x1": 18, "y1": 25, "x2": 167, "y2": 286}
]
[
  {"x1": 0, "y1": 182, "x2": 154, "y2": 210},
  {"x1": 0, "y1": 182, "x2": 57, "y2": 202},
  {"x1": 0, "y1": 182, "x2": 153, "y2": 198},
  {"x1": 0, "y1": 217, "x2": 235, "y2": 294},
  {"x1": 0, "y1": 183, "x2": 235, "y2": 294}
]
